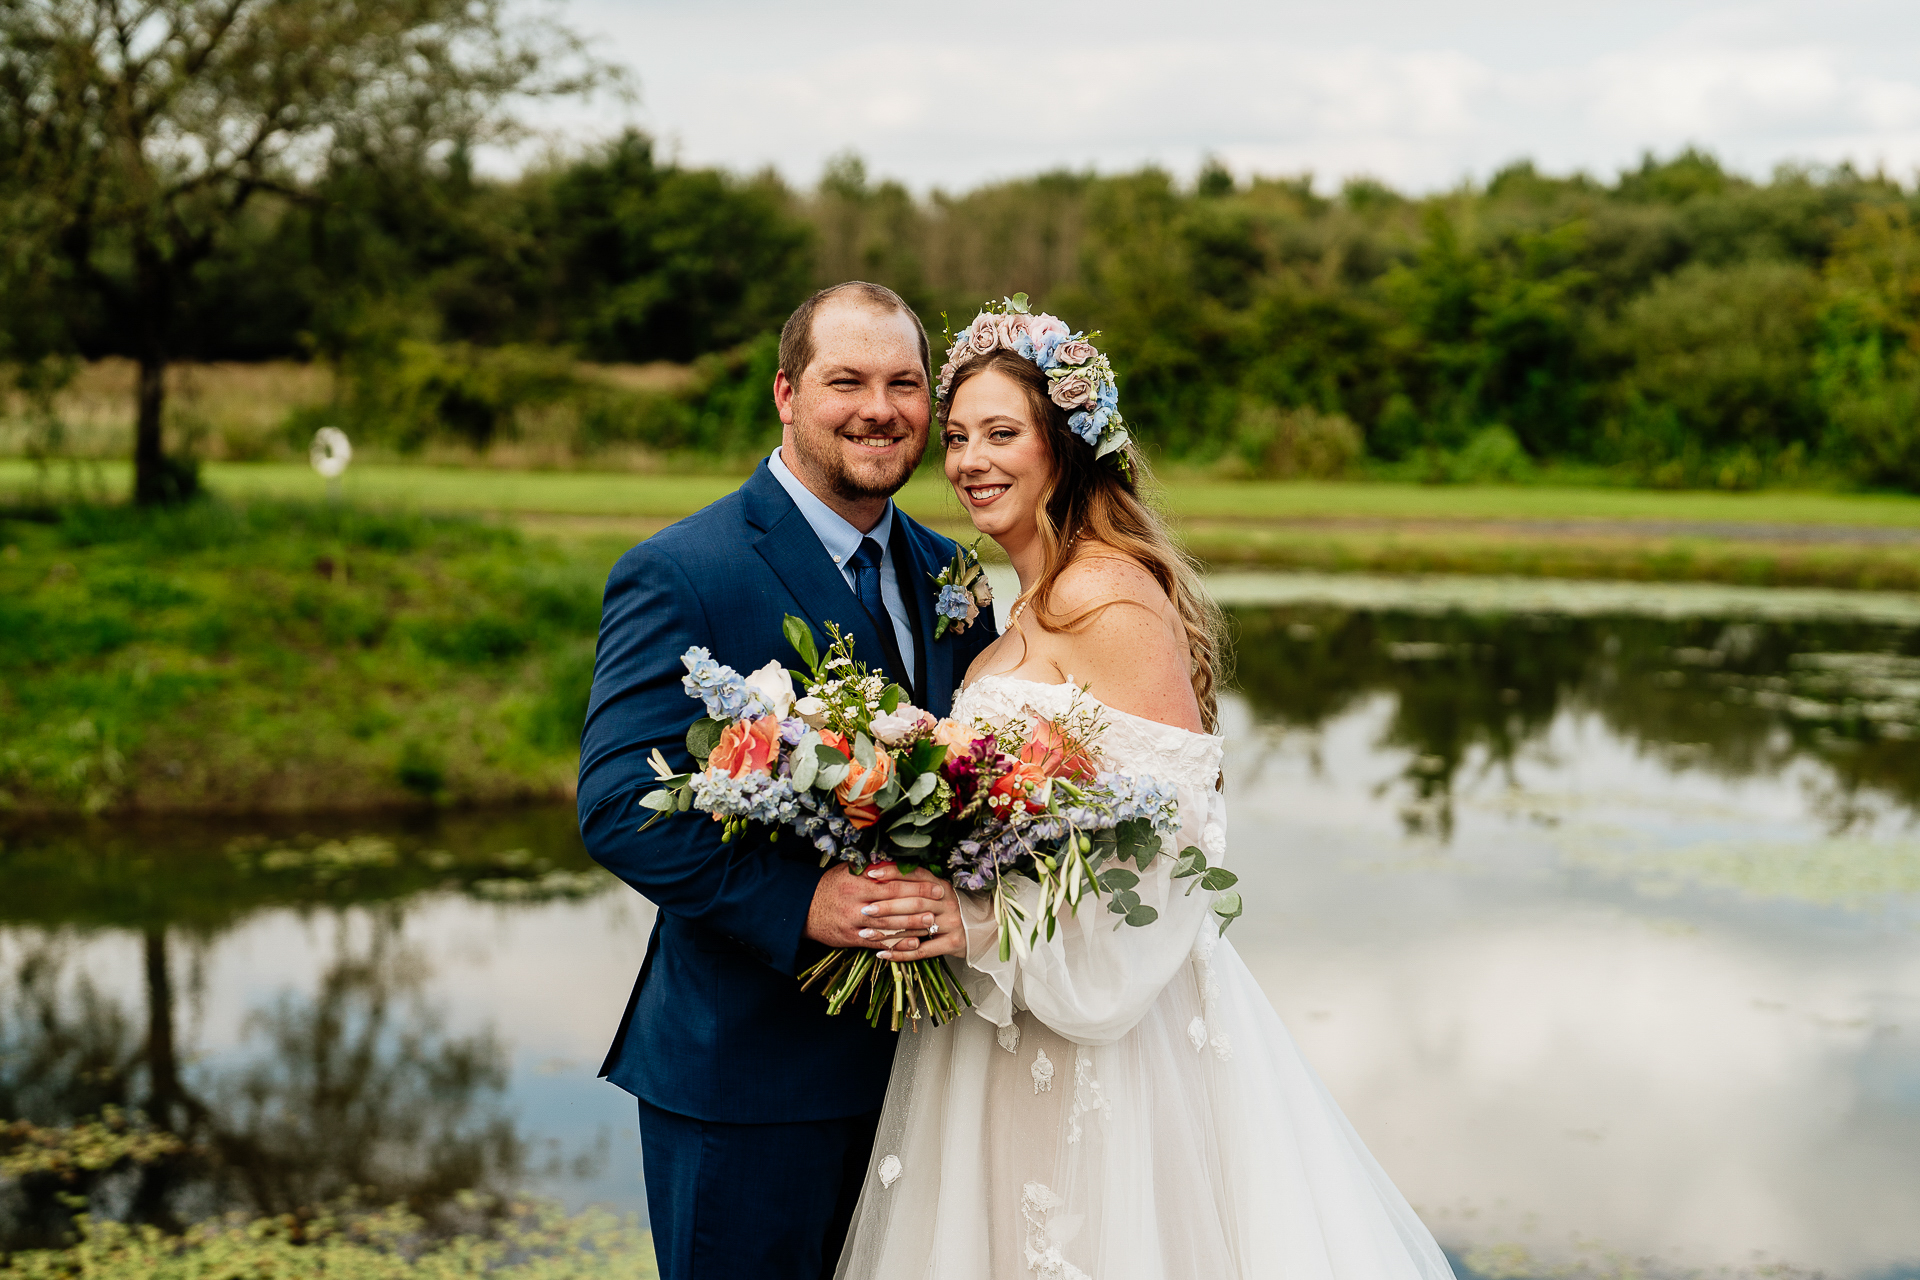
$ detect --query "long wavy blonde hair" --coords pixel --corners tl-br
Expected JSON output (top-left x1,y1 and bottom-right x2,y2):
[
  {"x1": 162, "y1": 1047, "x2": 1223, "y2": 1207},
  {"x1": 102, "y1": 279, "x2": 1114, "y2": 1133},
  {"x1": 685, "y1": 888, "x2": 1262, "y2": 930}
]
[{"x1": 939, "y1": 350, "x2": 1229, "y2": 733}]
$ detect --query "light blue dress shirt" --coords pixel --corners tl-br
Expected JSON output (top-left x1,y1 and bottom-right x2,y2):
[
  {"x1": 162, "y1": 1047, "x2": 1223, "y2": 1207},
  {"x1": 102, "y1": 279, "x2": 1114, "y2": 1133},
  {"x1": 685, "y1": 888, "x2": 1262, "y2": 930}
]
[{"x1": 768, "y1": 447, "x2": 916, "y2": 689}]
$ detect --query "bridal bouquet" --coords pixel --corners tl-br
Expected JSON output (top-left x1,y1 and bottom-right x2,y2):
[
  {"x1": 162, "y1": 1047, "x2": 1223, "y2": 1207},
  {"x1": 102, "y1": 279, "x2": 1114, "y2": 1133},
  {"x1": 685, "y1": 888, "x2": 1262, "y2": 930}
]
[{"x1": 640, "y1": 616, "x2": 1241, "y2": 1030}]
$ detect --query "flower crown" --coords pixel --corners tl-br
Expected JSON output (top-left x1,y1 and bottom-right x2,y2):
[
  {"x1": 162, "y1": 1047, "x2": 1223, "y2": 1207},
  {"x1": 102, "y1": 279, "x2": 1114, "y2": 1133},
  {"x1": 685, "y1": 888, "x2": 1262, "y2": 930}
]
[{"x1": 935, "y1": 293, "x2": 1131, "y2": 476}]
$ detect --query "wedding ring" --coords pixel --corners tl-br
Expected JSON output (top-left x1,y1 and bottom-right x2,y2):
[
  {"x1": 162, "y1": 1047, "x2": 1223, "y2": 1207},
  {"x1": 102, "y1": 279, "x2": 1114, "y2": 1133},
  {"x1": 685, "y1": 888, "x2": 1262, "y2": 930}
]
[{"x1": 929, "y1": 923, "x2": 939, "y2": 936}]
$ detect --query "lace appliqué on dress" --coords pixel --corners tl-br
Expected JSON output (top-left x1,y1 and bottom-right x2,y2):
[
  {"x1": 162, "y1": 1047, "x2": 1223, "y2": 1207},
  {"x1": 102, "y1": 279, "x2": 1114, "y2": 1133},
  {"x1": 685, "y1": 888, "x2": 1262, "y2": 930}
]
[
  {"x1": 1021, "y1": 1182, "x2": 1092, "y2": 1280},
  {"x1": 878, "y1": 1154, "x2": 902, "y2": 1189},
  {"x1": 999, "y1": 1020, "x2": 1022, "y2": 1053},
  {"x1": 1066, "y1": 1046, "x2": 1112, "y2": 1145},
  {"x1": 1031, "y1": 1045, "x2": 1054, "y2": 1093}
]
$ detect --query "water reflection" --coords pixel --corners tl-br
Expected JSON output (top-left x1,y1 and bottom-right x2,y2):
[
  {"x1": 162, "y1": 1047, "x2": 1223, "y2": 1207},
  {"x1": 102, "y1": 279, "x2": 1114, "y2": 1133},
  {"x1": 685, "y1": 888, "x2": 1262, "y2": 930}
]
[
  {"x1": 0, "y1": 811, "x2": 643, "y2": 1250},
  {"x1": 1232, "y1": 607, "x2": 1920, "y2": 841},
  {"x1": 3, "y1": 587, "x2": 1918, "y2": 1275},
  {"x1": 1221, "y1": 599, "x2": 1920, "y2": 1278}
]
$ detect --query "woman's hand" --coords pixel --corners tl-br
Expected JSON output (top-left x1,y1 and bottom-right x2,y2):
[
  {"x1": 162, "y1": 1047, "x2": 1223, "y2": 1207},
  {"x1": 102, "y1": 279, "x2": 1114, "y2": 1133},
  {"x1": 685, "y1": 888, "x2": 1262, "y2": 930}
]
[{"x1": 862, "y1": 863, "x2": 966, "y2": 961}]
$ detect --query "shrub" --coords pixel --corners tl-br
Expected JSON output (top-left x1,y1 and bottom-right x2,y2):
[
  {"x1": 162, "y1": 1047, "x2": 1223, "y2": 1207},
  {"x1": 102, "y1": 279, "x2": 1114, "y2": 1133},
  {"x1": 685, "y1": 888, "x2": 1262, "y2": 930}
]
[{"x1": 1231, "y1": 401, "x2": 1364, "y2": 478}]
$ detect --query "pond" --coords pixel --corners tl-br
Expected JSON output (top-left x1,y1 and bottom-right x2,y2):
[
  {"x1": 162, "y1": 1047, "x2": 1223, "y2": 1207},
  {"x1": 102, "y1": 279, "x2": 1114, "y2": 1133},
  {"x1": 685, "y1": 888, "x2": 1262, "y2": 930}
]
[{"x1": 3, "y1": 573, "x2": 1918, "y2": 1277}]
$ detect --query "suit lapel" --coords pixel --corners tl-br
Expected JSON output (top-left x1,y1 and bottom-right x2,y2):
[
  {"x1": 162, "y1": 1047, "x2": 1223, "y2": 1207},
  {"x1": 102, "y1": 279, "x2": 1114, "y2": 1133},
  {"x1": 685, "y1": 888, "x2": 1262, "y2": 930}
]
[
  {"x1": 743, "y1": 465, "x2": 909, "y2": 694},
  {"x1": 894, "y1": 518, "x2": 957, "y2": 718}
]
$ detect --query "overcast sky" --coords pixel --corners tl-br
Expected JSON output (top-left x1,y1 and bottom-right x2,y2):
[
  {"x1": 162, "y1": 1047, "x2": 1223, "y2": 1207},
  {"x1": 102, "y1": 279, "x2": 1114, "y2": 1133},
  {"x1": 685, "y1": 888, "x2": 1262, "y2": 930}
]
[{"x1": 539, "y1": 0, "x2": 1920, "y2": 193}]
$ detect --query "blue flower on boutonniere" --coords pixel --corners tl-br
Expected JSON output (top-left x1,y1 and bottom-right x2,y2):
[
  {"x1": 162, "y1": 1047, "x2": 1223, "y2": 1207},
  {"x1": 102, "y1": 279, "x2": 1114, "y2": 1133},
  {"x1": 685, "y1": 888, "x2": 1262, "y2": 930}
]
[{"x1": 930, "y1": 539, "x2": 993, "y2": 639}]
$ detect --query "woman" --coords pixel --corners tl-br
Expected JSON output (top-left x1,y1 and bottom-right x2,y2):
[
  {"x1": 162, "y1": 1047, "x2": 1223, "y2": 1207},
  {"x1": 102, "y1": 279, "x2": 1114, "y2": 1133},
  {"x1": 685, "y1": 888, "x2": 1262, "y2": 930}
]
[{"x1": 837, "y1": 302, "x2": 1455, "y2": 1280}]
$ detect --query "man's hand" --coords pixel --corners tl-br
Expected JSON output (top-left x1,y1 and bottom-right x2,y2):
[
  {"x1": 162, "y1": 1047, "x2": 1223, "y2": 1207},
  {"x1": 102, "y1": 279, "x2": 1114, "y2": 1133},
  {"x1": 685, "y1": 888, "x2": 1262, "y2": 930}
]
[{"x1": 805, "y1": 863, "x2": 964, "y2": 959}]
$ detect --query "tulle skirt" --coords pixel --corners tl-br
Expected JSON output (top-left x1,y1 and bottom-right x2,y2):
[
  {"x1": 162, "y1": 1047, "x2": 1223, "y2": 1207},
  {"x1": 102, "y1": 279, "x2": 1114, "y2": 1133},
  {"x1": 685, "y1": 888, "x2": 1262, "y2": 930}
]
[{"x1": 834, "y1": 934, "x2": 1456, "y2": 1280}]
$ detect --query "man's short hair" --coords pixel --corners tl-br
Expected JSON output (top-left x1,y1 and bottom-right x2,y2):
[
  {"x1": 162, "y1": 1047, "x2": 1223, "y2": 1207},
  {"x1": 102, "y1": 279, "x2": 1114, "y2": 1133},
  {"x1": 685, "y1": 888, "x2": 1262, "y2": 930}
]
[{"x1": 778, "y1": 282, "x2": 931, "y2": 387}]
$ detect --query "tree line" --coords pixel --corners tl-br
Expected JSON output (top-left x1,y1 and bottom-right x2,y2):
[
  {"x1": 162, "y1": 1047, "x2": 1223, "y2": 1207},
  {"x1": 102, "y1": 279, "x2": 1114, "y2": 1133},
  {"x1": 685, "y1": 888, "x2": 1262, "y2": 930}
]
[{"x1": 8, "y1": 2, "x2": 1920, "y2": 494}]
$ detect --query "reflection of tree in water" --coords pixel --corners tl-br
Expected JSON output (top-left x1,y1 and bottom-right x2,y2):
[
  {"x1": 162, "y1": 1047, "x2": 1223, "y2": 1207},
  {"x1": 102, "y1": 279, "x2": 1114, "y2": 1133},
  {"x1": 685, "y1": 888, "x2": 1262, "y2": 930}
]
[
  {"x1": 1231, "y1": 607, "x2": 1920, "y2": 840},
  {"x1": 0, "y1": 914, "x2": 521, "y2": 1249}
]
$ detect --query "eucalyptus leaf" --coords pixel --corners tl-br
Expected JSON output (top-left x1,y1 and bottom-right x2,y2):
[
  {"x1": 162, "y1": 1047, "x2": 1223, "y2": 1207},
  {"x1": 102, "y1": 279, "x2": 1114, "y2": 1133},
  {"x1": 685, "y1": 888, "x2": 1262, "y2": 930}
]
[
  {"x1": 1213, "y1": 890, "x2": 1244, "y2": 933},
  {"x1": 638, "y1": 790, "x2": 678, "y2": 812},
  {"x1": 675, "y1": 788, "x2": 692, "y2": 812},
  {"x1": 685, "y1": 717, "x2": 723, "y2": 763},
  {"x1": 1124, "y1": 904, "x2": 1159, "y2": 928},
  {"x1": 1095, "y1": 429, "x2": 1130, "y2": 459},
  {"x1": 816, "y1": 762, "x2": 851, "y2": 791},
  {"x1": 890, "y1": 830, "x2": 931, "y2": 849},
  {"x1": 1200, "y1": 868, "x2": 1239, "y2": 891},
  {"x1": 853, "y1": 734, "x2": 876, "y2": 769},
  {"x1": 815, "y1": 743, "x2": 848, "y2": 766},
  {"x1": 906, "y1": 773, "x2": 939, "y2": 805},
  {"x1": 1171, "y1": 847, "x2": 1205, "y2": 879},
  {"x1": 880, "y1": 684, "x2": 903, "y2": 714},
  {"x1": 1097, "y1": 868, "x2": 1140, "y2": 893},
  {"x1": 790, "y1": 749, "x2": 819, "y2": 791},
  {"x1": 873, "y1": 778, "x2": 904, "y2": 811}
]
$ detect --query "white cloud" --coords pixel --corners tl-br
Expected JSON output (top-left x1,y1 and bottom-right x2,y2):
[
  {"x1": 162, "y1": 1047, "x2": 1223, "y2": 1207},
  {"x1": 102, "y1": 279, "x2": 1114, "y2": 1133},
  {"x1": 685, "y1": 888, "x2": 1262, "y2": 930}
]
[{"x1": 512, "y1": 0, "x2": 1920, "y2": 191}]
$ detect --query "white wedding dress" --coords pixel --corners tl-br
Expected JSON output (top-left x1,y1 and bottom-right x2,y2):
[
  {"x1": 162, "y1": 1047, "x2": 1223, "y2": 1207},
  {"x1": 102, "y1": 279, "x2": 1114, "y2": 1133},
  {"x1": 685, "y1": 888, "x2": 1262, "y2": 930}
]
[{"x1": 836, "y1": 675, "x2": 1456, "y2": 1280}]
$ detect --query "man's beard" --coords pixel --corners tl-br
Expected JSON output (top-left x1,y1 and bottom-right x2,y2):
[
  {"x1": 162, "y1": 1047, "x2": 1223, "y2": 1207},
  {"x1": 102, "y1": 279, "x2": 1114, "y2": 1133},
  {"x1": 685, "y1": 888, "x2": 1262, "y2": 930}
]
[{"x1": 797, "y1": 431, "x2": 925, "y2": 502}]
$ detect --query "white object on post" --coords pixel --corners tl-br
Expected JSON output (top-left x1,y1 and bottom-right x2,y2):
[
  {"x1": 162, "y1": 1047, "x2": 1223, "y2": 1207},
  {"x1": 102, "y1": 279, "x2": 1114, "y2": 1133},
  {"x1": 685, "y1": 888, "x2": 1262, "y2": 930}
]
[{"x1": 309, "y1": 427, "x2": 352, "y2": 501}]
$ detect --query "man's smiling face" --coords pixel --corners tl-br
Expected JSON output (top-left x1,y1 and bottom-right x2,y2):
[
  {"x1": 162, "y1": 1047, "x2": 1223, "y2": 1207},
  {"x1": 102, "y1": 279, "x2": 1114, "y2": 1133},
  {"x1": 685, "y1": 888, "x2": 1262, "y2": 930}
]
[{"x1": 776, "y1": 299, "x2": 930, "y2": 523}]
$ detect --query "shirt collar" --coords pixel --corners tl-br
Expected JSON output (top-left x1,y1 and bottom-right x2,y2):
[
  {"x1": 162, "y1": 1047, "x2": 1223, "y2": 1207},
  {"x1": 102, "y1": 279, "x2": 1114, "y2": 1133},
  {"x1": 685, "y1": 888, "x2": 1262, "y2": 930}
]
[{"x1": 768, "y1": 447, "x2": 894, "y2": 564}]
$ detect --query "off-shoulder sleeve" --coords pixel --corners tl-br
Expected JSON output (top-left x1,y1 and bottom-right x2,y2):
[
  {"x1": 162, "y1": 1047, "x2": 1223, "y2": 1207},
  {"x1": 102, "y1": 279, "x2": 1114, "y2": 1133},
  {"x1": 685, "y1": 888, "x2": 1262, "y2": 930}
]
[{"x1": 958, "y1": 778, "x2": 1229, "y2": 1046}]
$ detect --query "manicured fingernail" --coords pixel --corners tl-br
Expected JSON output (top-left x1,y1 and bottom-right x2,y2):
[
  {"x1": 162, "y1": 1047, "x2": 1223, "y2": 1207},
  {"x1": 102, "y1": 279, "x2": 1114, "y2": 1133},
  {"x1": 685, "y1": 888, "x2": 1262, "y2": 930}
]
[
  {"x1": 877, "y1": 952, "x2": 893, "y2": 961},
  {"x1": 858, "y1": 929, "x2": 877, "y2": 939},
  {"x1": 931, "y1": 887, "x2": 945, "y2": 899},
  {"x1": 867, "y1": 867, "x2": 885, "y2": 878},
  {"x1": 861, "y1": 905, "x2": 875, "y2": 915}
]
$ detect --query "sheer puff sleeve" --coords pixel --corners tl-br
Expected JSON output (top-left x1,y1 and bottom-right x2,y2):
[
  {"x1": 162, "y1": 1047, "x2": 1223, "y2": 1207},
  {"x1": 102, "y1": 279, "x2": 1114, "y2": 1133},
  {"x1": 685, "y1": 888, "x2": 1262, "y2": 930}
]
[{"x1": 952, "y1": 677, "x2": 1227, "y2": 1046}]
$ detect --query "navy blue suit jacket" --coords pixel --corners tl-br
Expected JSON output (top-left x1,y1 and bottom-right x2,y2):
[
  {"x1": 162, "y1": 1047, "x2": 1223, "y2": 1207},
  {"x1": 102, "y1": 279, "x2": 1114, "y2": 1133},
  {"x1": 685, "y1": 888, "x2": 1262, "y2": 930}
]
[{"x1": 578, "y1": 461, "x2": 999, "y2": 1124}]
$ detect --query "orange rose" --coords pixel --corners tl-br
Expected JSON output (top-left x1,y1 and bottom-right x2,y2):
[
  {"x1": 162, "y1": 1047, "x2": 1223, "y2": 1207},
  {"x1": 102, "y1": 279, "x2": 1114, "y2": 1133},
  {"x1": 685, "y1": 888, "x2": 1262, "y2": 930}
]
[
  {"x1": 835, "y1": 747, "x2": 894, "y2": 814},
  {"x1": 709, "y1": 717, "x2": 782, "y2": 778},
  {"x1": 1019, "y1": 720, "x2": 1096, "y2": 781},
  {"x1": 986, "y1": 760, "x2": 1051, "y2": 816}
]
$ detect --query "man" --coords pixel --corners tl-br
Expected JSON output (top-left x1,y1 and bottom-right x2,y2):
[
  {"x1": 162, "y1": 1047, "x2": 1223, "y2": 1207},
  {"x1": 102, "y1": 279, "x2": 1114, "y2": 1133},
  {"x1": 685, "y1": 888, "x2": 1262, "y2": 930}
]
[{"x1": 578, "y1": 282, "x2": 1000, "y2": 1280}]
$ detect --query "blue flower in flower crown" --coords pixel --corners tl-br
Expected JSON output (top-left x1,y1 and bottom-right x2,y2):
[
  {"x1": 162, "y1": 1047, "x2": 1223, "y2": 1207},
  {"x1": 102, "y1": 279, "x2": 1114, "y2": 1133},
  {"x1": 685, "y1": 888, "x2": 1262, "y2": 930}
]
[{"x1": 936, "y1": 293, "x2": 1133, "y2": 478}]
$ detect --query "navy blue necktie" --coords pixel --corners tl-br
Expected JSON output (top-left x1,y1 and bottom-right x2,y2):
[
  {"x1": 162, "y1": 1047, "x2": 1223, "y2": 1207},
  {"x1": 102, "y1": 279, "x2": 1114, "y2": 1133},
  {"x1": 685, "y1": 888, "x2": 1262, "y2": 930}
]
[{"x1": 847, "y1": 537, "x2": 909, "y2": 690}]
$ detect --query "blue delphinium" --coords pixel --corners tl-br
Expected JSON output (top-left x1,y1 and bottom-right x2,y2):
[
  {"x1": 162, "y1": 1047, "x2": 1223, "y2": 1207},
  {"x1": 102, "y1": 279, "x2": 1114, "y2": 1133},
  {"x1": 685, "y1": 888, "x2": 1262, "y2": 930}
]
[
  {"x1": 679, "y1": 646, "x2": 756, "y2": 720},
  {"x1": 690, "y1": 771, "x2": 802, "y2": 826},
  {"x1": 1067, "y1": 410, "x2": 1100, "y2": 446}
]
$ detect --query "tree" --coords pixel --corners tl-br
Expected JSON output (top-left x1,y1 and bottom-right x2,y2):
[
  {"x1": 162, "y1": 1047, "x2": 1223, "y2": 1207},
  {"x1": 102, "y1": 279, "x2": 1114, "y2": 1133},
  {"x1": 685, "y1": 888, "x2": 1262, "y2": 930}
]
[{"x1": 0, "y1": 0, "x2": 608, "y2": 503}]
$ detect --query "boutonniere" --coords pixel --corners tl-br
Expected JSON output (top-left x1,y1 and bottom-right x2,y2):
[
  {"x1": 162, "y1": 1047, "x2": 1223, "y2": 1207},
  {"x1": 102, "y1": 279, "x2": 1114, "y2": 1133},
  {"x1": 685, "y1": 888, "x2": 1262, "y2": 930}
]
[{"x1": 931, "y1": 538, "x2": 993, "y2": 639}]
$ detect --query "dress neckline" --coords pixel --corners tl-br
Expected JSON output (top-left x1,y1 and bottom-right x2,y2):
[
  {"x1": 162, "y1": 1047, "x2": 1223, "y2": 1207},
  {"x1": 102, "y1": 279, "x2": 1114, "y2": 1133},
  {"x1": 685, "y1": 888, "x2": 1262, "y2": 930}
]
[{"x1": 959, "y1": 672, "x2": 1223, "y2": 746}]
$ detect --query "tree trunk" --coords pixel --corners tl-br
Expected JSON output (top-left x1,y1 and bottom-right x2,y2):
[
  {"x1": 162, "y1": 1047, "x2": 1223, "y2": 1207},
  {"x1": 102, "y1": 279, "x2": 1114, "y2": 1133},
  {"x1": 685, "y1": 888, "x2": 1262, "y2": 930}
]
[
  {"x1": 131, "y1": 236, "x2": 196, "y2": 506},
  {"x1": 133, "y1": 352, "x2": 170, "y2": 504},
  {"x1": 143, "y1": 927, "x2": 181, "y2": 1130}
]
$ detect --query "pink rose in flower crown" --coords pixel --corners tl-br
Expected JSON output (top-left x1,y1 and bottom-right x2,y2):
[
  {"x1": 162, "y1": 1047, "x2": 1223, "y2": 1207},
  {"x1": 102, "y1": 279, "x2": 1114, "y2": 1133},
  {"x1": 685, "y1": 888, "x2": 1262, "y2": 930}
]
[
  {"x1": 1055, "y1": 339, "x2": 1097, "y2": 366},
  {"x1": 1031, "y1": 315, "x2": 1071, "y2": 345},
  {"x1": 1049, "y1": 371, "x2": 1097, "y2": 410},
  {"x1": 967, "y1": 316, "x2": 1000, "y2": 356},
  {"x1": 710, "y1": 717, "x2": 782, "y2": 778},
  {"x1": 1002, "y1": 313, "x2": 1041, "y2": 348}
]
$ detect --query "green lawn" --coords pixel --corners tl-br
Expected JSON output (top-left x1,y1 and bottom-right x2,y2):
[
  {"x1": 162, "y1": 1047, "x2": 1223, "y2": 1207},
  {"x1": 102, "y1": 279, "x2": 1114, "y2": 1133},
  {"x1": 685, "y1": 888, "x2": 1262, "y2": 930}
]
[{"x1": 10, "y1": 459, "x2": 1920, "y2": 527}]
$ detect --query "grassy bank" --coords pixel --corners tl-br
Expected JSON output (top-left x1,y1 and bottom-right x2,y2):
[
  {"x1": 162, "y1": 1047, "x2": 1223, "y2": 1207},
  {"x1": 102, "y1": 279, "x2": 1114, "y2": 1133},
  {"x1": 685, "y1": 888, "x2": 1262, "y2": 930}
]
[
  {"x1": 15, "y1": 459, "x2": 1920, "y2": 590},
  {"x1": 11, "y1": 458, "x2": 1920, "y2": 525},
  {"x1": 0, "y1": 1194, "x2": 656, "y2": 1279},
  {"x1": 0, "y1": 501, "x2": 608, "y2": 815}
]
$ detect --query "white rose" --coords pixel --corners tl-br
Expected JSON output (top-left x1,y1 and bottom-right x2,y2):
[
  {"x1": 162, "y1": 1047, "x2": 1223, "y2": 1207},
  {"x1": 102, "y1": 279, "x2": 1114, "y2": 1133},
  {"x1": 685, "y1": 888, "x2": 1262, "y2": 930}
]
[
  {"x1": 793, "y1": 695, "x2": 829, "y2": 729},
  {"x1": 743, "y1": 661, "x2": 795, "y2": 718},
  {"x1": 869, "y1": 706, "x2": 933, "y2": 747}
]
